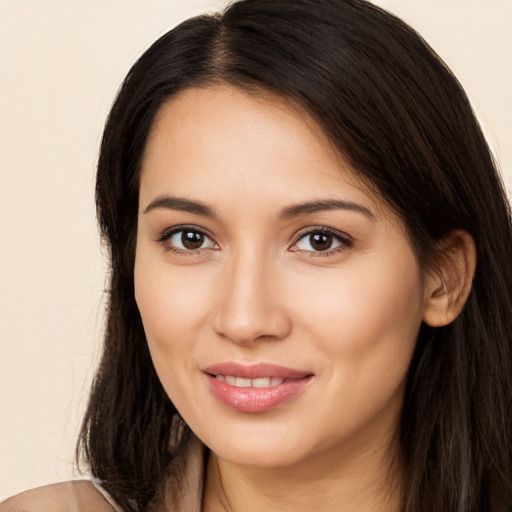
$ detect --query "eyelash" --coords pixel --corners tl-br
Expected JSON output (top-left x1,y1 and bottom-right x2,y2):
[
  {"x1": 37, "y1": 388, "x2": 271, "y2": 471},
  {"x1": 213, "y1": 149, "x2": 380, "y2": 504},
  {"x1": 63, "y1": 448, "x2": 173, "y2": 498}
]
[
  {"x1": 155, "y1": 225, "x2": 353, "y2": 257},
  {"x1": 156, "y1": 225, "x2": 218, "y2": 255},
  {"x1": 290, "y1": 226, "x2": 353, "y2": 257}
]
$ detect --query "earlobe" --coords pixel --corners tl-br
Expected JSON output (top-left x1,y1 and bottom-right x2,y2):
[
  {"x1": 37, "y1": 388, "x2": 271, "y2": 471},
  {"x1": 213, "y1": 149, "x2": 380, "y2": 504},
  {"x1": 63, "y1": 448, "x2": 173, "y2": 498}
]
[{"x1": 422, "y1": 230, "x2": 477, "y2": 327}]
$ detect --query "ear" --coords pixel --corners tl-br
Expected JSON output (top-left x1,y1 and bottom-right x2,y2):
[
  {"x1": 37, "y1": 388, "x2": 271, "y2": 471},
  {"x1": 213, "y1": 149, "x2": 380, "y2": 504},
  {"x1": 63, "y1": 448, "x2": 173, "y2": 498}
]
[{"x1": 422, "y1": 230, "x2": 476, "y2": 327}]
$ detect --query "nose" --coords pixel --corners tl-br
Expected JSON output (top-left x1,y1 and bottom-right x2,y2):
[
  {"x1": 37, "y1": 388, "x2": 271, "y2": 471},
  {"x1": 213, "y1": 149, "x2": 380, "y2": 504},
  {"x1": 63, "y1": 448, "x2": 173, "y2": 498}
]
[{"x1": 212, "y1": 250, "x2": 292, "y2": 345}]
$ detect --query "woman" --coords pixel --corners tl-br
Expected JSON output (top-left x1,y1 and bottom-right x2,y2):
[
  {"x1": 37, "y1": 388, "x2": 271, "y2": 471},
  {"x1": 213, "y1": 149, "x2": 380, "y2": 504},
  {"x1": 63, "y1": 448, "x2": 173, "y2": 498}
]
[{"x1": 3, "y1": 0, "x2": 511, "y2": 510}]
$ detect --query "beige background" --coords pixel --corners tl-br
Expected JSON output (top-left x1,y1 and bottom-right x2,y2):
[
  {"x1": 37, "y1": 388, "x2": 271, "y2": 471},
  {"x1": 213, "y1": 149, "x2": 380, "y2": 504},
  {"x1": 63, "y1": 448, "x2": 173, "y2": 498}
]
[{"x1": 1, "y1": 0, "x2": 510, "y2": 500}]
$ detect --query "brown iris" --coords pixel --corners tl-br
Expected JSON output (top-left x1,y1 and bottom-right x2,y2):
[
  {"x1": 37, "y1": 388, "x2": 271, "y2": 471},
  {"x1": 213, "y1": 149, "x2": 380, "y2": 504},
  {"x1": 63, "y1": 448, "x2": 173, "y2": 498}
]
[
  {"x1": 309, "y1": 232, "x2": 334, "y2": 251},
  {"x1": 181, "y1": 230, "x2": 205, "y2": 250}
]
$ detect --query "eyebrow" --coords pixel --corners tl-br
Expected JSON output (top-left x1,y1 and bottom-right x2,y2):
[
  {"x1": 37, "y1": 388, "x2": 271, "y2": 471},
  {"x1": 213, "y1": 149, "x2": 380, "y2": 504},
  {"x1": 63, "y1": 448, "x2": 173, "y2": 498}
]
[
  {"x1": 279, "y1": 199, "x2": 375, "y2": 221},
  {"x1": 143, "y1": 196, "x2": 217, "y2": 217},
  {"x1": 143, "y1": 195, "x2": 375, "y2": 221}
]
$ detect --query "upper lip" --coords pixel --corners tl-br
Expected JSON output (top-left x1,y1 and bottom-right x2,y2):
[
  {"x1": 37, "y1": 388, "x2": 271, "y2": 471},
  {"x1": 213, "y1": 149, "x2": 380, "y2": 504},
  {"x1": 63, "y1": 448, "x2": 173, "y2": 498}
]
[{"x1": 203, "y1": 362, "x2": 313, "y2": 379}]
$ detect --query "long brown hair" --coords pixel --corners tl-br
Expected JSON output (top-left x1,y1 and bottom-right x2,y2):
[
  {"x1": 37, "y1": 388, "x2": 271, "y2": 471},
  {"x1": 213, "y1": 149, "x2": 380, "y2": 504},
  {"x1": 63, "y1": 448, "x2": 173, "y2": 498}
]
[{"x1": 78, "y1": 1, "x2": 512, "y2": 510}]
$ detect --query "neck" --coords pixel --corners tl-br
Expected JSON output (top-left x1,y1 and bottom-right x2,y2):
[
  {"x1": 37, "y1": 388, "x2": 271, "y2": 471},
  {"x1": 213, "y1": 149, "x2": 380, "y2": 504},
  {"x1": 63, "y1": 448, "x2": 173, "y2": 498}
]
[{"x1": 202, "y1": 438, "x2": 403, "y2": 512}]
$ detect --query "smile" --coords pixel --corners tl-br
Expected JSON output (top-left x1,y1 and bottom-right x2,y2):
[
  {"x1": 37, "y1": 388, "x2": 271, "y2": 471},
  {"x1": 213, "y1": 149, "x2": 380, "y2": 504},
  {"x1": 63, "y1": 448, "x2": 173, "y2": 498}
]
[
  {"x1": 214, "y1": 375, "x2": 287, "y2": 387},
  {"x1": 203, "y1": 363, "x2": 313, "y2": 413}
]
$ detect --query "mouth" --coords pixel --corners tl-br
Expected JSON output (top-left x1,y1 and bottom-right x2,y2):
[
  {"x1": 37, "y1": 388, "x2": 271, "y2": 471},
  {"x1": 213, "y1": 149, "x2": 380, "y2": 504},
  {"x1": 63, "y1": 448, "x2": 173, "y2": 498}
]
[
  {"x1": 212, "y1": 375, "x2": 294, "y2": 387},
  {"x1": 203, "y1": 363, "x2": 314, "y2": 413}
]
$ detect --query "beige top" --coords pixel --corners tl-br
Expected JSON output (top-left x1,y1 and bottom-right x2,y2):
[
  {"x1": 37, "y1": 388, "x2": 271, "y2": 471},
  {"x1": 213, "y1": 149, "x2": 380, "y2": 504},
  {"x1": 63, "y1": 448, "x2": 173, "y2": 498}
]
[{"x1": 0, "y1": 437, "x2": 206, "y2": 512}]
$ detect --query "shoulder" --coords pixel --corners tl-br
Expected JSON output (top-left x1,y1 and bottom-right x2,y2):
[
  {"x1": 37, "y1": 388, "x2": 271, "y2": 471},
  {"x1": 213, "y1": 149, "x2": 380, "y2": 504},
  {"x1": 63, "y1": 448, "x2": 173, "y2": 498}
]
[{"x1": 1, "y1": 480, "x2": 119, "y2": 512}]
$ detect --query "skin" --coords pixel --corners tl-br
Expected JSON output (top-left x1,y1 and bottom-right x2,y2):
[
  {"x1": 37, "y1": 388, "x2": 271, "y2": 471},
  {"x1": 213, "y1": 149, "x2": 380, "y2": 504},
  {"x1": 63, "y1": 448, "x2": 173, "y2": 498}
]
[{"x1": 134, "y1": 86, "x2": 473, "y2": 511}]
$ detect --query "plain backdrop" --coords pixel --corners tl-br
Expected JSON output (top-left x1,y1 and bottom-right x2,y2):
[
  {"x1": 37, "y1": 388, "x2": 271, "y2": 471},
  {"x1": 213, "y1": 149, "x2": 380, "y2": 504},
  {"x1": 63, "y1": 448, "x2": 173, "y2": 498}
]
[{"x1": 1, "y1": 0, "x2": 511, "y2": 500}]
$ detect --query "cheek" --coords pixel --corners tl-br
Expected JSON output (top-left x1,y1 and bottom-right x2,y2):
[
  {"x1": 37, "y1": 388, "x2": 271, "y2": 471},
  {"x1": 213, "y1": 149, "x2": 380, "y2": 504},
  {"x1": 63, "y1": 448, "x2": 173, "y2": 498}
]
[
  {"x1": 134, "y1": 263, "x2": 194, "y2": 411},
  {"x1": 135, "y1": 251, "x2": 210, "y2": 341},
  {"x1": 133, "y1": 251, "x2": 217, "y2": 398},
  {"x1": 287, "y1": 253, "x2": 424, "y2": 443},
  {"x1": 293, "y1": 248, "x2": 425, "y2": 385}
]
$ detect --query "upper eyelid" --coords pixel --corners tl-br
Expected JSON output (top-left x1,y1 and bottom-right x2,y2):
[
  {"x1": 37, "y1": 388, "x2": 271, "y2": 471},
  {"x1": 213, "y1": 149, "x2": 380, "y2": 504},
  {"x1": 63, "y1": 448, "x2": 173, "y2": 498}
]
[
  {"x1": 292, "y1": 226, "x2": 353, "y2": 243},
  {"x1": 157, "y1": 224, "x2": 215, "y2": 241}
]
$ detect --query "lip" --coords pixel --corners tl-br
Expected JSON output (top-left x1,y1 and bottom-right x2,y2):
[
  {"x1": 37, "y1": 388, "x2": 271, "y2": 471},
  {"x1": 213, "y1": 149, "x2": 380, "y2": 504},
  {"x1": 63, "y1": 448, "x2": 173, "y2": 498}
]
[
  {"x1": 203, "y1": 362, "x2": 311, "y2": 379},
  {"x1": 203, "y1": 362, "x2": 314, "y2": 413}
]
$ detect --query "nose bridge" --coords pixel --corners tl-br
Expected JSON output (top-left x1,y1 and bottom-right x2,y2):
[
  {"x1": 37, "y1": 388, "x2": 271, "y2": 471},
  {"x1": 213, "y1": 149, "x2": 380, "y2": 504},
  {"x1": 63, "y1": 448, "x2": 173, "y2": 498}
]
[{"x1": 213, "y1": 244, "x2": 290, "y2": 344}]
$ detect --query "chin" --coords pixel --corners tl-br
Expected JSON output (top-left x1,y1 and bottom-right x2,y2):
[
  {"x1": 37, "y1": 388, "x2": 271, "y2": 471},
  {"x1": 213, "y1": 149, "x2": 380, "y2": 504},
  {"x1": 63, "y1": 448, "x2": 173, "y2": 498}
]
[
  {"x1": 212, "y1": 440, "x2": 306, "y2": 468},
  {"x1": 190, "y1": 416, "x2": 318, "y2": 468}
]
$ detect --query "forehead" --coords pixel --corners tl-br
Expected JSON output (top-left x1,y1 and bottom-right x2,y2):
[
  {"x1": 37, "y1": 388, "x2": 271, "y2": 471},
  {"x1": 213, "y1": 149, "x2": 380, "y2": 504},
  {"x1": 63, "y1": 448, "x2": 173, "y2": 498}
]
[
  {"x1": 143, "y1": 85, "x2": 339, "y2": 169},
  {"x1": 139, "y1": 85, "x2": 384, "y2": 217}
]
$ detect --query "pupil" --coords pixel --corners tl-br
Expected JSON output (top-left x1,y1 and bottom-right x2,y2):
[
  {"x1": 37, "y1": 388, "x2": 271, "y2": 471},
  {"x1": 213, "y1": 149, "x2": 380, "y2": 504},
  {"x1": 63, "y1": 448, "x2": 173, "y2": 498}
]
[
  {"x1": 310, "y1": 233, "x2": 332, "y2": 251},
  {"x1": 182, "y1": 231, "x2": 204, "y2": 250}
]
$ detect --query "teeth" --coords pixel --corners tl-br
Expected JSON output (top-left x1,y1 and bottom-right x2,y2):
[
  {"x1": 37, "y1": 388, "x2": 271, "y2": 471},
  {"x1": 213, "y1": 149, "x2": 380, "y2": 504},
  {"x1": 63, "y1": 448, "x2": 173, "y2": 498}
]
[
  {"x1": 235, "y1": 377, "x2": 252, "y2": 387},
  {"x1": 225, "y1": 375, "x2": 236, "y2": 385},
  {"x1": 252, "y1": 377, "x2": 271, "y2": 388},
  {"x1": 215, "y1": 375, "x2": 285, "y2": 388}
]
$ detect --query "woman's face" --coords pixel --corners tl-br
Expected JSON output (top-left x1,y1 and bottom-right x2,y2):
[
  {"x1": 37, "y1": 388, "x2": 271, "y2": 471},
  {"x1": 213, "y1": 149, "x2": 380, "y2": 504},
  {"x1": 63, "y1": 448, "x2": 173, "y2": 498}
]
[{"x1": 135, "y1": 86, "x2": 430, "y2": 469}]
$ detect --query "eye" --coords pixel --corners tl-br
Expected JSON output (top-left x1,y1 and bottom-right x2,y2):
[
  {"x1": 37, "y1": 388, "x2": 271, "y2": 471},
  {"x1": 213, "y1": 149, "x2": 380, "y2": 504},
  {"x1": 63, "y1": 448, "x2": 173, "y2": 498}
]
[
  {"x1": 291, "y1": 228, "x2": 352, "y2": 254},
  {"x1": 158, "y1": 226, "x2": 218, "y2": 252}
]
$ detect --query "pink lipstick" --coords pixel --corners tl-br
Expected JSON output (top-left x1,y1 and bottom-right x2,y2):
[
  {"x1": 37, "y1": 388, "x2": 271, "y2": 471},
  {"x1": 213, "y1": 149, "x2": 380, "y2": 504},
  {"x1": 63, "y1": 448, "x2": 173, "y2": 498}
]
[{"x1": 203, "y1": 363, "x2": 313, "y2": 413}]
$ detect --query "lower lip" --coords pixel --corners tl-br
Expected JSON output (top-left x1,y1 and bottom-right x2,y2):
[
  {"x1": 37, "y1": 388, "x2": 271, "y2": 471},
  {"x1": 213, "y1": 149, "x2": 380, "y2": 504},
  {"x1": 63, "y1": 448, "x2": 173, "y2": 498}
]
[{"x1": 205, "y1": 374, "x2": 312, "y2": 413}]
